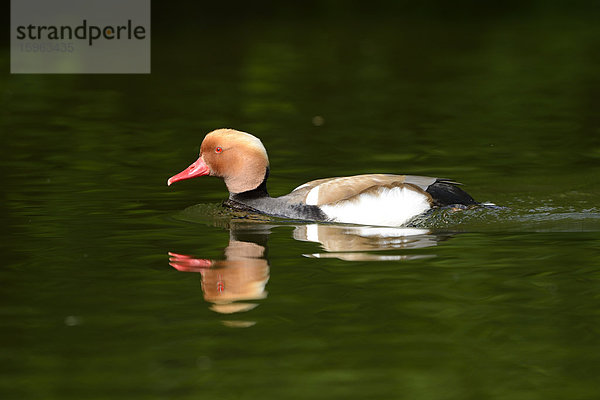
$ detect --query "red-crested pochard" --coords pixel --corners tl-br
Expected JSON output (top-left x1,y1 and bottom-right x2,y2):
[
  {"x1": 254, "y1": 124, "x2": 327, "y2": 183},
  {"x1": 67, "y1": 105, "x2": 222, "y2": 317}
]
[{"x1": 167, "y1": 129, "x2": 478, "y2": 226}]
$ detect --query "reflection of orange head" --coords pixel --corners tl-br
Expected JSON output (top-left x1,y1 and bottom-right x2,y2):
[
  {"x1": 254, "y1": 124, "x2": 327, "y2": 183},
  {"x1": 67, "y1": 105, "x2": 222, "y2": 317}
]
[
  {"x1": 201, "y1": 258, "x2": 269, "y2": 303},
  {"x1": 211, "y1": 303, "x2": 258, "y2": 314},
  {"x1": 170, "y1": 240, "x2": 270, "y2": 314}
]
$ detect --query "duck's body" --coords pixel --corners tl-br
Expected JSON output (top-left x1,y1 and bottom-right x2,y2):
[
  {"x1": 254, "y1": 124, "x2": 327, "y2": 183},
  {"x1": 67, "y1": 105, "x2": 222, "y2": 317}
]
[{"x1": 168, "y1": 129, "x2": 477, "y2": 227}]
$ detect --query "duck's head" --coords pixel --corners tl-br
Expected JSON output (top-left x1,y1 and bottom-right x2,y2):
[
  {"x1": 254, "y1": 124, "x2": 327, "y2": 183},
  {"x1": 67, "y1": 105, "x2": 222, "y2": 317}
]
[{"x1": 167, "y1": 129, "x2": 270, "y2": 194}]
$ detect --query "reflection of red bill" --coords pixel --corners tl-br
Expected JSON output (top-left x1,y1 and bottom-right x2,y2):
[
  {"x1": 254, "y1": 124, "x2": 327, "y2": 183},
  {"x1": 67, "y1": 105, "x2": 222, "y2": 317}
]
[{"x1": 168, "y1": 252, "x2": 213, "y2": 272}]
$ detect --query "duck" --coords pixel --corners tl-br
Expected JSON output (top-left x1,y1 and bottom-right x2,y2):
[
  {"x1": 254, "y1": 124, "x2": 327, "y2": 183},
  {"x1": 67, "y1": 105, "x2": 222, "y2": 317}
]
[{"x1": 167, "y1": 128, "x2": 478, "y2": 227}]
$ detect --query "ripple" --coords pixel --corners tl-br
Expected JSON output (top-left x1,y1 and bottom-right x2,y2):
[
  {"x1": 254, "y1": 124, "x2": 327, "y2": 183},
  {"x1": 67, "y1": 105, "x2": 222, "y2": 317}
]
[{"x1": 410, "y1": 203, "x2": 600, "y2": 232}]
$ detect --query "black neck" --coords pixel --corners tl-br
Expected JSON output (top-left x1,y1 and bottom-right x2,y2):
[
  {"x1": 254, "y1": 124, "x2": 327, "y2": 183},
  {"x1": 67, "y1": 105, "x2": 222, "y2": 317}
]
[{"x1": 229, "y1": 167, "x2": 270, "y2": 201}]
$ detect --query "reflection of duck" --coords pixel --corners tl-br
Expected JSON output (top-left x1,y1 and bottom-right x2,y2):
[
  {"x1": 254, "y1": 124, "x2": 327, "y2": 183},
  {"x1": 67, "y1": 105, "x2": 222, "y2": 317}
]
[
  {"x1": 293, "y1": 224, "x2": 440, "y2": 261},
  {"x1": 169, "y1": 220, "x2": 454, "y2": 320},
  {"x1": 169, "y1": 230, "x2": 269, "y2": 314},
  {"x1": 167, "y1": 129, "x2": 478, "y2": 226}
]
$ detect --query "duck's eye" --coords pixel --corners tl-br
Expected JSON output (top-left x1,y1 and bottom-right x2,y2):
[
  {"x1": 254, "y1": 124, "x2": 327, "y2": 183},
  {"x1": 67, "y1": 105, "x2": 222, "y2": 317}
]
[{"x1": 215, "y1": 147, "x2": 223, "y2": 153}]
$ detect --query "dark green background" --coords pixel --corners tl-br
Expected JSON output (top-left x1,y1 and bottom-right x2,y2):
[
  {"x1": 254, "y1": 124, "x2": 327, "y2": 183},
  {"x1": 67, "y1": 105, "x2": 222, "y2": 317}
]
[{"x1": 2, "y1": 1, "x2": 600, "y2": 399}]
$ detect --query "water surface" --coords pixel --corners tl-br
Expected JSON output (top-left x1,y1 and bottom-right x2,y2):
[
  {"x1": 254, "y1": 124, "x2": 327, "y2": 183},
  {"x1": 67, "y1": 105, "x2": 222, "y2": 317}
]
[{"x1": 1, "y1": 7, "x2": 600, "y2": 400}]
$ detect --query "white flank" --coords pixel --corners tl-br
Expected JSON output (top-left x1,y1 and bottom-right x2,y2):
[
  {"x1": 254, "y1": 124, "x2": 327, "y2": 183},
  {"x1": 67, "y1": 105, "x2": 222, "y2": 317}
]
[
  {"x1": 320, "y1": 186, "x2": 431, "y2": 227},
  {"x1": 305, "y1": 185, "x2": 320, "y2": 205}
]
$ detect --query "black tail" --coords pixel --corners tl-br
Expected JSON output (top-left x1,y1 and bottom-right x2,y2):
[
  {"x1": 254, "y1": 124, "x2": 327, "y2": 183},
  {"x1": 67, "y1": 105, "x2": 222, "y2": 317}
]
[{"x1": 425, "y1": 179, "x2": 478, "y2": 207}]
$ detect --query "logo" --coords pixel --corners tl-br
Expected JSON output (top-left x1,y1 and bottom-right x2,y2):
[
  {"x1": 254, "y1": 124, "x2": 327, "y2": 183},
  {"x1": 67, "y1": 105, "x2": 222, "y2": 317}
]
[
  {"x1": 15, "y1": 20, "x2": 147, "y2": 46},
  {"x1": 11, "y1": 0, "x2": 150, "y2": 74}
]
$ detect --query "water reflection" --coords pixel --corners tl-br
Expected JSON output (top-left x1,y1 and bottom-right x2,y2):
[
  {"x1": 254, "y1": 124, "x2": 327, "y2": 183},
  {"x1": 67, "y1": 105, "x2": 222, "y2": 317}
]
[
  {"x1": 169, "y1": 219, "x2": 448, "y2": 321},
  {"x1": 294, "y1": 224, "x2": 439, "y2": 261},
  {"x1": 169, "y1": 227, "x2": 270, "y2": 315}
]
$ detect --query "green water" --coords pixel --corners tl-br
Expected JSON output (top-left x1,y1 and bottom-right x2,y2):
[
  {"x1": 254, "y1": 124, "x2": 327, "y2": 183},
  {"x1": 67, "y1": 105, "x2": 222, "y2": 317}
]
[{"x1": 2, "y1": 6, "x2": 600, "y2": 400}]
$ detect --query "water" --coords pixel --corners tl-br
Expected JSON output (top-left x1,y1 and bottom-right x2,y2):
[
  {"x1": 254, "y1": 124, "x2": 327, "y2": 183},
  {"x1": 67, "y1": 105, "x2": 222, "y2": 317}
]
[{"x1": 2, "y1": 5, "x2": 600, "y2": 399}]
